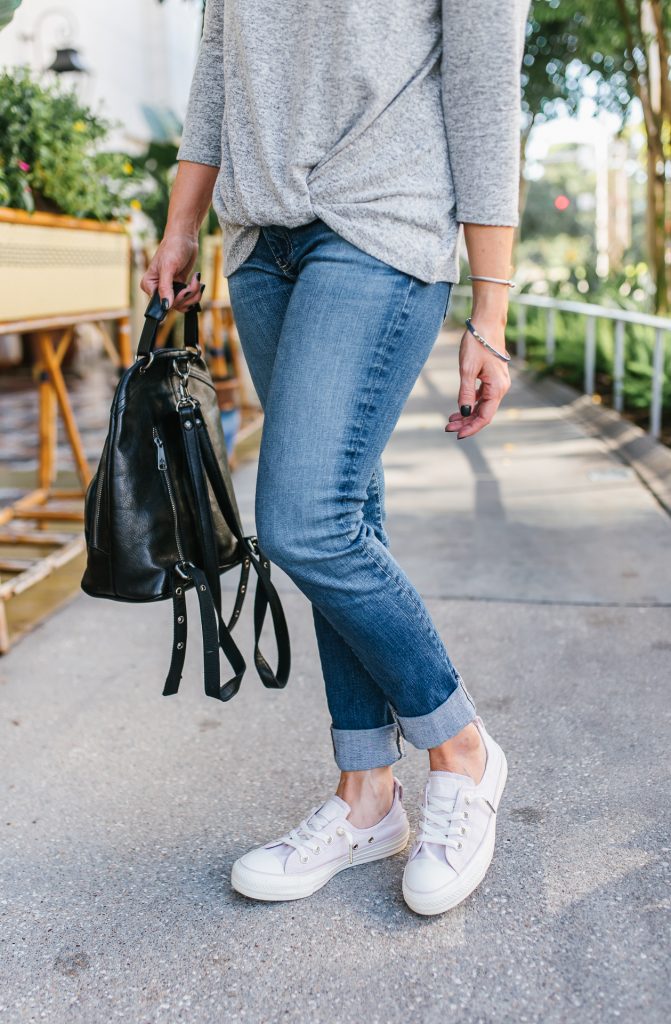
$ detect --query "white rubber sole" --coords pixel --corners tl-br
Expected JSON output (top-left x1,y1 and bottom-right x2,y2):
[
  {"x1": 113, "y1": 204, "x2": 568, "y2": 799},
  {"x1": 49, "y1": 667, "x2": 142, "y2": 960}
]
[
  {"x1": 231, "y1": 826, "x2": 411, "y2": 902},
  {"x1": 402, "y1": 751, "x2": 508, "y2": 917}
]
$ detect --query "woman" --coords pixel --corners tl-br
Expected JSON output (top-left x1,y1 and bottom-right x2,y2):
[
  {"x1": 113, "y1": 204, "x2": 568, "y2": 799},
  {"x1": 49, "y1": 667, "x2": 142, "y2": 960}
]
[{"x1": 142, "y1": 0, "x2": 530, "y2": 916}]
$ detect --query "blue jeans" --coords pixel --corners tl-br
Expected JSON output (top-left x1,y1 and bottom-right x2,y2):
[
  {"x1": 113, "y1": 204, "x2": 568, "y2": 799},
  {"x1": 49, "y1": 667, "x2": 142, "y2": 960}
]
[{"x1": 228, "y1": 220, "x2": 476, "y2": 770}]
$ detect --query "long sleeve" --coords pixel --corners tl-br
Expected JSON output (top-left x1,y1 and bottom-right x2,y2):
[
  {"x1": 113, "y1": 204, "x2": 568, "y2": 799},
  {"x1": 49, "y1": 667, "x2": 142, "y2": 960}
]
[
  {"x1": 441, "y1": 0, "x2": 530, "y2": 226},
  {"x1": 176, "y1": 0, "x2": 225, "y2": 167}
]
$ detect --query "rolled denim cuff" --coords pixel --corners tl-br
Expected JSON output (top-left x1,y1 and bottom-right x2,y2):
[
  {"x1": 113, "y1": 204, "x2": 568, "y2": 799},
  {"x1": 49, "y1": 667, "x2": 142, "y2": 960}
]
[
  {"x1": 396, "y1": 682, "x2": 476, "y2": 750},
  {"x1": 330, "y1": 723, "x2": 404, "y2": 771}
]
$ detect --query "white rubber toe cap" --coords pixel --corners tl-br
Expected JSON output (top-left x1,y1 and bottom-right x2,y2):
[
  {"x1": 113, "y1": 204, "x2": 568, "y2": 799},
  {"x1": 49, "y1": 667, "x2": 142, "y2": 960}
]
[
  {"x1": 403, "y1": 853, "x2": 457, "y2": 895},
  {"x1": 235, "y1": 846, "x2": 285, "y2": 876}
]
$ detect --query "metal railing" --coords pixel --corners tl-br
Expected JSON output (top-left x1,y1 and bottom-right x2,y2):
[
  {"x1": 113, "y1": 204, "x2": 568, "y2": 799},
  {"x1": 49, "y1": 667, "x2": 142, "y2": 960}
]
[{"x1": 451, "y1": 287, "x2": 671, "y2": 439}]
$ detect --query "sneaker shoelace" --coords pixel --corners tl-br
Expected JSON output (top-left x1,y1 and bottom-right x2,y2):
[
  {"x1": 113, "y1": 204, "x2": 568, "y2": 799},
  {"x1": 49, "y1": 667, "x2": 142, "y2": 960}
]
[
  {"x1": 280, "y1": 810, "x2": 355, "y2": 864},
  {"x1": 416, "y1": 791, "x2": 483, "y2": 852}
]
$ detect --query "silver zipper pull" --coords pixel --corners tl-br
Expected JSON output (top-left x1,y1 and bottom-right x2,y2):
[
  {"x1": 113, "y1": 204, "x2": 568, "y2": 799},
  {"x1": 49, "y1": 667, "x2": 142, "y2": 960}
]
[{"x1": 153, "y1": 431, "x2": 167, "y2": 471}]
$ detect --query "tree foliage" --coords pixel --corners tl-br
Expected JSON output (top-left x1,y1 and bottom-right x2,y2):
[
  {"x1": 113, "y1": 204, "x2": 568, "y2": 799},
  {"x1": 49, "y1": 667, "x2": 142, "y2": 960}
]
[{"x1": 523, "y1": 1, "x2": 670, "y2": 311}]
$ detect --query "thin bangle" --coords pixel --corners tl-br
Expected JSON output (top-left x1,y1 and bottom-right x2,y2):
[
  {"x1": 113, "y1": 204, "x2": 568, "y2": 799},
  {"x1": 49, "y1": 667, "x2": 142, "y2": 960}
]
[
  {"x1": 467, "y1": 275, "x2": 516, "y2": 288},
  {"x1": 465, "y1": 318, "x2": 511, "y2": 363}
]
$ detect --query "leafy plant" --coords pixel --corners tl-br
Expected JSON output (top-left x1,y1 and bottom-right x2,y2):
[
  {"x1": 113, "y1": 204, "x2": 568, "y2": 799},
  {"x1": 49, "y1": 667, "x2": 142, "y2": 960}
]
[
  {"x1": 131, "y1": 139, "x2": 179, "y2": 238},
  {"x1": 0, "y1": 1, "x2": 23, "y2": 32},
  {"x1": 0, "y1": 67, "x2": 142, "y2": 220}
]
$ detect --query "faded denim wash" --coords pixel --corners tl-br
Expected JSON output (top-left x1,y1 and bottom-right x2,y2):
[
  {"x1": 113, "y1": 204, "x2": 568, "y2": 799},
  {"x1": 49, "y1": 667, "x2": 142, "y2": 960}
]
[{"x1": 227, "y1": 219, "x2": 476, "y2": 770}]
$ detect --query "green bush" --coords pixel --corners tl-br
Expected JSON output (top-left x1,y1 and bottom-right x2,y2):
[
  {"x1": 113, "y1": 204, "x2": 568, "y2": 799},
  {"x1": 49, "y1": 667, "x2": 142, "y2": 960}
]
[{"x1": 0, "y1": 67, "x2": 141, "y2": 220}]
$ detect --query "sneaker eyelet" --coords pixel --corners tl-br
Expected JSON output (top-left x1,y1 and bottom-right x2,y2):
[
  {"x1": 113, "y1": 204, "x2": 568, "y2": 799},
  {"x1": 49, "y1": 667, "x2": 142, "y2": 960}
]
[
  {"x1": 336, "y1": 827, "x2": 344, "y2": 836},
  {"x1": 353, "y1": 843, "x2": 359, "y2": 850},
  {"x1": 300, "y1": 856, "x2": 308, "y2": 864},
  {"x1": 457, "y1": 842, "x2": 463, "y2": 850},
  {"x1": 315, "y1": 846, "x2": 321, "y2": 855},
  {"x1": 461, "y1": 826, "x2": 467, "y2": 835},
  {"x1": 465, "y1": 797, "x2": 472, "y2": 806},
  {"x1": 463, "y1": 811, "x2": 469, "y2": 819},
  {"x1": 368, "y1": 836, "x2": 375, "y2": 844},
  {"x1": 325, "y1": 835, "x2": 333, "y2": 845}
]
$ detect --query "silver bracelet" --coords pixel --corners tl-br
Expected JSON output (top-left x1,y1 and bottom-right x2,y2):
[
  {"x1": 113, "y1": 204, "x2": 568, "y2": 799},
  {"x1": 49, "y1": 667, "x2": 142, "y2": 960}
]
[
  {"x1": 467, "y1": 275, "x2": 516, "y2": 288},
  {"x1": 465, "y1": 318, "x2": 511, "y2": 363}
]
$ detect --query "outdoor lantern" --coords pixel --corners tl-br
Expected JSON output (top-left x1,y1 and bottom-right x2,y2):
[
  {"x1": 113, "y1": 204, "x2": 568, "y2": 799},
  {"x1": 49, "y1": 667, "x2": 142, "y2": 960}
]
[{"x1": 46, "y1": 46, "x2": 88, "y2": 74}]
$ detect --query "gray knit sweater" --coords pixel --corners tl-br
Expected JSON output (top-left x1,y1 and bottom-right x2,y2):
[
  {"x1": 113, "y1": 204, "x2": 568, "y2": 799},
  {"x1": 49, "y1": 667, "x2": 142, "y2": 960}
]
[{"x1": 177, "y1": 0, "x2": 530, "y2": 283}]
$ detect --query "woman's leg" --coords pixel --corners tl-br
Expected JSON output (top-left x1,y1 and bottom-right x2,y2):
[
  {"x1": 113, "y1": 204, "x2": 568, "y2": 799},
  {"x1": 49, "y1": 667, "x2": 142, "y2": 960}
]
[
  {"x1": 252, "y1": 223, "x2": 478, "y2": 774},
  {"x1": 228, "y1": 232, "x2": 400, "y2": 785}
]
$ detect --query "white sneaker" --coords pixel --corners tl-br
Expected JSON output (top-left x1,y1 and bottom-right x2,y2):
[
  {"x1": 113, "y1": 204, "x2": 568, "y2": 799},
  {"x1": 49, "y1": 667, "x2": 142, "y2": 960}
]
[
  {"x1": 231, "y1": 778, "x2": 410, "y2": 902},
  {"x1": 402, "y1": 716, "x2": 507, "y2": 916}
]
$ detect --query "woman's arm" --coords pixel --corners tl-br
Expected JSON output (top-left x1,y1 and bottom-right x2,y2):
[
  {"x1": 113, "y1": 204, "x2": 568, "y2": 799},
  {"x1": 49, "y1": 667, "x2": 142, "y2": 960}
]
[
  {"x1": 441, "y1": 0, "x2": 530, "y2": 438},
  {"x1": 445, "y1": 224, "x2": 514, "y2": 439},
  {"x1": 140, "y1": 0, "x2": 225, "y2": 309},
  {"x1": 140, "y1": 161, "x2": 219, "y2": 308},
  {"x1": 441, "y1": 0, "x2": 529, "y2": 226},
  {"x1": 176, "y1": 0, "x2": 225, "y2": 169}
]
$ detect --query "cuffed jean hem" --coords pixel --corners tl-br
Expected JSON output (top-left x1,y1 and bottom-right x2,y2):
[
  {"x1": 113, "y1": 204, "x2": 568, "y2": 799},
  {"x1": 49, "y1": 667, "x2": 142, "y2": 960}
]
[
  {"x1": 331, "y1": 723, "x2": 404, "y2": 771},
  {"x1": 396, "y1": 681, "x2": 477, "y2": 750}
]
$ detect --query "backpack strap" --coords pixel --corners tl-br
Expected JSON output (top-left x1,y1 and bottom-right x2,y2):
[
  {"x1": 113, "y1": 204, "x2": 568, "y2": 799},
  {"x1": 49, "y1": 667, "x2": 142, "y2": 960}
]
[
  {"x1": 191, "y1": 563, "x2": 245, "y2": 702},
  {"x1": 195, "y1": 413, "x2": 291, "y2": 690},
  {"x1": 163, "y1": 573, "x2": 188, "y2": 696},
  {"x1": 166, "y1": 404, "x2": 247, "y2": 702},
  {"x1": 179, "y1": 405, "x2": 223, "y2": 607},
  {"x1": 162, "y1": 562, "x2": 249, "y2": 701}
]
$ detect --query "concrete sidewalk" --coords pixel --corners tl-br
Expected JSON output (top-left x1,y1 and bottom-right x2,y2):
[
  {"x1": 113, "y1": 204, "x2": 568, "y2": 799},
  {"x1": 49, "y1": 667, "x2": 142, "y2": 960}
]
[{"x1": 2, "y1": 330, "x2": 670, "y2": 1023}]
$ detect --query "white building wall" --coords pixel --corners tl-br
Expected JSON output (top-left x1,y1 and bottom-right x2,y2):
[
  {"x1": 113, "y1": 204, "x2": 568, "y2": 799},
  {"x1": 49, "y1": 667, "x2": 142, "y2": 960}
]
[{"x1": 0, "y1": 0, "x2": 201, "y2": 151}]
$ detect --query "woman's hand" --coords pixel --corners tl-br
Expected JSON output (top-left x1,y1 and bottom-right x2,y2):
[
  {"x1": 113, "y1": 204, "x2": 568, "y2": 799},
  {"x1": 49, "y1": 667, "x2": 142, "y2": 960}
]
[
  {"x1": 140, "y1": 232, "x2": 202, "y2": 312},
  {"x1": 445, "y1": 317, "x2": 511, "y2": 439},
  {"x1": 449, "y1": 222, "x2": 515, "y2": 439},
  {"x1": 140, "y1": 160, "x2": 219, "y2": 310}
]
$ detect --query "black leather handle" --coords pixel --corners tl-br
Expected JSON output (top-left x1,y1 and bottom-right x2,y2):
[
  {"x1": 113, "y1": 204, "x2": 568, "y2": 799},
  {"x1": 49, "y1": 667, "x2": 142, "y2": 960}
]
[{"x1": 136, "y1": 281, "x2": 203, "y2": 358}]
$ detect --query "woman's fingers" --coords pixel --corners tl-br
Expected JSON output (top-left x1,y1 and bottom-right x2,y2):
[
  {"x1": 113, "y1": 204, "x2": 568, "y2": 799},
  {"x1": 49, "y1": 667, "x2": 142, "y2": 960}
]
[
  {"x1": 139, "y1": 262, "x2": 159, "y2": 297},
  {"x1": 158, "y1": 263, "x2": 178, "y2": 310},
  {"x1": 457, "y1": 358, "x2": 477, "y2": 417},
  {"x1": 140, "y1": 234, "x2": 200, "y2": 308},
  {"x1": 450, "y1": 378, "x2": 508, "y2": 439},
  {"x1": 446, "y1": 331, "x2": 509, "y2": 438},
  {"x1": 173, "y1": 272, "x2": 203, "y2": 312},
  {"x1": 453, "y1": 396, "x2": 499, "y2": 438}
]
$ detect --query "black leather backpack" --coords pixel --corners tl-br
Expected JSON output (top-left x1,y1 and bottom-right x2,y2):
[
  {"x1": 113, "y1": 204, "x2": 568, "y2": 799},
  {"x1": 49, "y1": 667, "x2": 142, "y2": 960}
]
[{"x1": 81, "y1": 285, "x2": 290, "y2": 702}]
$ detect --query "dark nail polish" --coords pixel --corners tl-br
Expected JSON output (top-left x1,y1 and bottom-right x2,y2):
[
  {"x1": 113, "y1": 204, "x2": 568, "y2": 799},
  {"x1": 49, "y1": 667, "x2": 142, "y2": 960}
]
[
  {"x1": 199, "y1": 283, "x2": 205, "y2": 292},
  {"x1": 460, "y1": 404, "x2": 472, "y2": 417},
  {"x1": 161, "y1": 297, "x2": 169, "y2": 312},
  {"x1": 196, "y1": 271, "x2": 201, "y2": 281}
]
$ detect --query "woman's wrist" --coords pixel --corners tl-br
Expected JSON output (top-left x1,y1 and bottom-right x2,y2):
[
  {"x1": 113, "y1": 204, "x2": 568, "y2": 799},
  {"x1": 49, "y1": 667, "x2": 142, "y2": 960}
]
[
  {"x1": 162, "y1": 226, "x2": 200, "y2": 246},
  {"x1": 163, "y1": 161, "x2": 219, "y2": 241},
  {"x1": 470, "y1": 299, "x2": 508, "y2": 330},
  {"x1": 469, "y1": 281, "x2": 510, "y2": 325},
  {"x1": 163, "y1": 210, "x2": 202, "y2": 241}
]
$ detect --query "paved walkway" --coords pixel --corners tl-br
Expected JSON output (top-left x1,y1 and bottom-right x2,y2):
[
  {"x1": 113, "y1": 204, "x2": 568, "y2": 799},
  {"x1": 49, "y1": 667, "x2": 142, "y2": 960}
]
[{"x1": 2, "y1": 330, "x2": 670, "y2": 1023}]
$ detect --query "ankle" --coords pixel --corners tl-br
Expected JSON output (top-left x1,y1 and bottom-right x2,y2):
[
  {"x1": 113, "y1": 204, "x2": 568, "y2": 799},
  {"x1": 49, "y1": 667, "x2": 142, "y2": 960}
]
[
  {"x1": 428, "y1": 722, "x2": 486, "y2": 784},
  {"x1": 336, "y1": 767, "x2": 395, "y2": 828}
]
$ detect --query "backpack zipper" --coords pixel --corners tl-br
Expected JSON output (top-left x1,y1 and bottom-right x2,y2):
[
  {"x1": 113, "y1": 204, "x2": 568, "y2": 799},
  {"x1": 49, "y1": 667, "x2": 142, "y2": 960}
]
[{"x1": 153, "y1": 427, "x2": 185, "y2": 562}]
